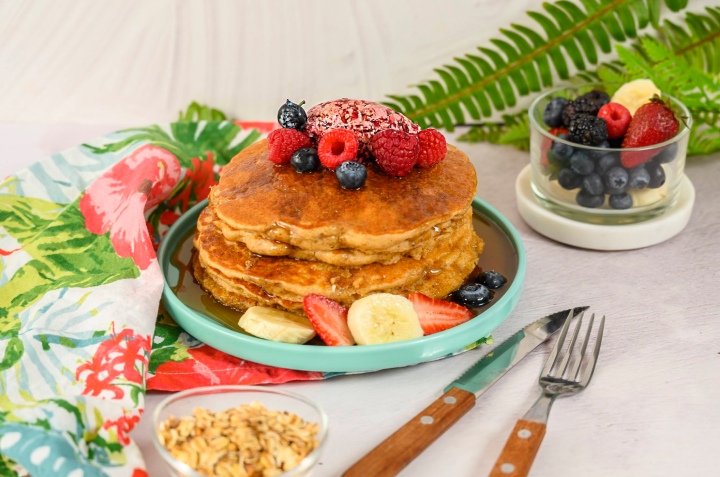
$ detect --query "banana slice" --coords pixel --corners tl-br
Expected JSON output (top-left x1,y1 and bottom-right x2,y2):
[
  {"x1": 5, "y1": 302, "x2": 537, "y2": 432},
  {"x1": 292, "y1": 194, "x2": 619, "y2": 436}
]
[
  {"x1": 611, "y1": 79, "x2": 662, "y2": 115},
  {"x1": 347, "y1": 294, "x2": 423, "y2": 345},
  {"x1": 239, "y1": 306, "x2": 316, "y2": 344}
]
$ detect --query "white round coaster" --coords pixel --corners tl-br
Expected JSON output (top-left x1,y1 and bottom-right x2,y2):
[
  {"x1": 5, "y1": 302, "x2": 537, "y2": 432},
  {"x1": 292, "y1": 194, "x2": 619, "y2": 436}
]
[{"x1": 515, "y1": 164, "x2": 695, "y2": 250}]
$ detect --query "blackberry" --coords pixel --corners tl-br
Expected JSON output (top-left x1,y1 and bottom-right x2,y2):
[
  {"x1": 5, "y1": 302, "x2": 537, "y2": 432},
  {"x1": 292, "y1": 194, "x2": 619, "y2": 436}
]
[
  {"x1": 543, "y1": 97, "x2": 568, "y2": 128},
  {"x1": 561, "y1": 97, "x2": 600, "y2": 128},
  {"x1": 568, "y1": 115, "x2": 608, "y2": 146},
  {"x1": 291, "y1": 147, "x2": 320, "y2": 173},
  {"x1": 335, "y1": 161, "x2": 367, "y2": 189},
  {"x1": 277, "y1": 99, "x2": 308, "y2": 130},
  {"x1": 578, "y1": 90, "x2": 610, "y2": 110}
]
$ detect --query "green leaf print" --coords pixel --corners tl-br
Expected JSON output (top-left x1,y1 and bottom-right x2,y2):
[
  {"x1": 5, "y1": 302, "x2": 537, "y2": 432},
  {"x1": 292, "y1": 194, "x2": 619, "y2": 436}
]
[
  {"x1": 0, "y1": 196, "x2": 139, "y2": 345},
  {"x1": 83, "y1": 121, "x2": 261, "y2": 168},
  {"x1": 148, "y1": 322, "x2": 192, "y2": 375}
]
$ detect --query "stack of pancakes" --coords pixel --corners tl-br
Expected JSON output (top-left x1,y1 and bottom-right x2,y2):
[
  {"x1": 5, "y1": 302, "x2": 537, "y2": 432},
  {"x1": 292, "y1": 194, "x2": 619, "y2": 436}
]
[{"x1": 192, "y1": 140, "x2": 484, "y2": 313}]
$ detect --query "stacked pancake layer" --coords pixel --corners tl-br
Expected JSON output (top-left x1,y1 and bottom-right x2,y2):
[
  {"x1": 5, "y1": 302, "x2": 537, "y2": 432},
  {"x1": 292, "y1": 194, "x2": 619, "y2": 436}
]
[{"x1": 193, "y1": 140, "x2": 484, "y2": 313}]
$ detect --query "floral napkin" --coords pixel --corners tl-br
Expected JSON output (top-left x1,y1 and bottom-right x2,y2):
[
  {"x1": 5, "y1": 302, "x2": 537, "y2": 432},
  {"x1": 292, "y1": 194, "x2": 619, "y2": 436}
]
[{"x1": 0, "y1": 121, "x2": 325, "y2": 476}]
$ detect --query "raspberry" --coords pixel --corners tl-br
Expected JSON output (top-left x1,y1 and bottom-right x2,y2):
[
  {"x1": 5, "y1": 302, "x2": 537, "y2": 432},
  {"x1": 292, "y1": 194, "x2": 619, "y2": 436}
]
[
  {"x1": 371, "y1": 129, "x2": 419, "y2": 177},
  {"x1": 317, "y1": 129, "x2": 359, "y2": 170},
  {"x1": 267, "y1": 128, "x2": 311, "y2": 165},
  {"x1": 416, "y1": 128, "x2": 447, "y2": 168},
  {"x1": 597, "y1": 102, "x2": 631, "y2": 140}
]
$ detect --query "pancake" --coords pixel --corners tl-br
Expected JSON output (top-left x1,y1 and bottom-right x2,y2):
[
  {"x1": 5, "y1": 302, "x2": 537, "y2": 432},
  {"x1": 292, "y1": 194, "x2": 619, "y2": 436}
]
[
  {"x1": 211, "y1": 140, "x2": 477, "y2": 252},
  {"x1": 194, "y1": 204, "x2": 483, "y2": 307}
]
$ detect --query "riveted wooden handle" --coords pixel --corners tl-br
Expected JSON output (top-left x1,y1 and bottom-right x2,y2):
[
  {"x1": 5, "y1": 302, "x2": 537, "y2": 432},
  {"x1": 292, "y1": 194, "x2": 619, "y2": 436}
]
[
  {"x1": 489, "y1": 419, "x2": 547, "y2": 477},
  {"x1": 343, "y1": 387, "x2": 476, "y2": 477}
]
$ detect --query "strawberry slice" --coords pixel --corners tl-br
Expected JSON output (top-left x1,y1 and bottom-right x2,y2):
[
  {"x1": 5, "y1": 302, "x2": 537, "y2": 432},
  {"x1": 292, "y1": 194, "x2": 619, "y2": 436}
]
[
  {"x1": 303, "y1": 294, "x2": 355, "y2": 346},
  {"x1": 408, "y1": 293, "x2": 474, "y2": 335}
]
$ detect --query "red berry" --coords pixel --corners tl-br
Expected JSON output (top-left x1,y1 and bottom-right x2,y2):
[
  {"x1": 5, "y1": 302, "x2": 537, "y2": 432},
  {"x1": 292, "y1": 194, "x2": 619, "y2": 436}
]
[
  {"x1": 407, "y1": 293, "x2": 474, "y2": 335},
  {"x1": 267, "y1": 128, "x2": 311, "y2": 165},
  {"x1": 317, "y1": 129, "x2": 359, "y2": 170},
  {"x1": 303, "y1": 294, "x2": 355, "y2": 346},
  {"x1": 416, "y1": 128, "x2": 447, "y2": 168},
  {"x1": 371, "y1": 129, "x2": 419, "y2": 177},
  {"x1": 621, "y1": 98, "x2": 679, "y2": 168},
  {"x1": 598, "y1": 103, "x2": 631, "y2": 140}
]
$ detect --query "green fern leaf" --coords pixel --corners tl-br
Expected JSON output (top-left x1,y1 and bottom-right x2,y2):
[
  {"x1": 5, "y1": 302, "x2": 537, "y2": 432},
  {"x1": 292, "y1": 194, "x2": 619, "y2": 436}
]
[
  {"x1": 386, "y1": 0, "x2": 662, "y2": 131},
  {"x1": 662, "y1": 7, "x2": 720, "y2": 74}
]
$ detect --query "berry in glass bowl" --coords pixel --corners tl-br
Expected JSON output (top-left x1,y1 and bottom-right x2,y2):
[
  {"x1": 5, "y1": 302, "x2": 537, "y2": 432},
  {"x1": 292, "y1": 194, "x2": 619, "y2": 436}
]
[{"x1": 528, "y1": 82, "x2": 691, "y2": 224}]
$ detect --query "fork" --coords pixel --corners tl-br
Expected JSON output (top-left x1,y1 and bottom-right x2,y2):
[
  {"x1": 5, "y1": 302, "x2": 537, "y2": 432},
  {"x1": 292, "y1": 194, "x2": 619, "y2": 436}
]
[{"x1": 488, "y1": 311, "x2": 605, "y2": 477}]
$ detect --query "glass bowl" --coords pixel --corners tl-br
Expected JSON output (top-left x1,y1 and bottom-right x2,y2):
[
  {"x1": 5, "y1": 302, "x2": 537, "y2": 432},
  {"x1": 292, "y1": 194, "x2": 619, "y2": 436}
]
[
  {"x1": 528, "y1": 83, "x2": 691, "y2": 225},
  {"x1": 152, "y1": 385, "x2": 328, "y2": 477}
]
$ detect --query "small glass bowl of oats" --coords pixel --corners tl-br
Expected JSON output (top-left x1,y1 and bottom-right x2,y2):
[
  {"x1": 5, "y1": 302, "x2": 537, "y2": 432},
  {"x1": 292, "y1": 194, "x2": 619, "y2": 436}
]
[{"x1": 152, "y1": 385, "x2": 328, "y2": 477}]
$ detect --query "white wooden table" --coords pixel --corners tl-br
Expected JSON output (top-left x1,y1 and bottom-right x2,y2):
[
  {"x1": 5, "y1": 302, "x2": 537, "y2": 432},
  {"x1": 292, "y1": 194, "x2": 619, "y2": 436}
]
[{"x1": 3, "y1": 122, "x2": 719, "y2": 477}]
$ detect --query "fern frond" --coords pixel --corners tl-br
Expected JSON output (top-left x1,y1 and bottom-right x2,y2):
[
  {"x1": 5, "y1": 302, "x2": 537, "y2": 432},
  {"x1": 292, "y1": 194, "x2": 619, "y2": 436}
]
[
  {"x1": 661, "y1": 6, "x2": 720, "y2": 74},
  {"x1": 455, "y1": 122, "x2": 509, "y2": 145},
  {"x1": 385, "y1": 0, "x2": 660, "y2": 131}
]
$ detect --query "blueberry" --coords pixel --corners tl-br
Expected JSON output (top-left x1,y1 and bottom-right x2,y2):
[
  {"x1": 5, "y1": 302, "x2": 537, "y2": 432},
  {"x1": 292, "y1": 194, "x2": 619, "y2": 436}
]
[
  {"x1": 570, "y1": 150, "x2": 594, "y2": 175},
  {"x1": 453, "y1": 283, "x2": 492, "y2": 307},
  {"x1": 609, "y1": 193, "x2": 633, "y2": 210},
  {"x1": 277, "y1": 99, "x2": 307, "y2": 130},
  {"x1": 653, "y1": 143, "x2": 678, "y2": 164},
  {"x1": 291, "y1": 148, "x2": 320, "y2": 173},
  {"x1": 550, "y1": 134, "x2": 574, "y2": 162},
  {"x1": 645, "y1": 162, "x2": 666, "y2": 188},
  {"x1": 582, "y1": 173, "x2": 604, "y2": 196},
  {"x1": 588, "y1": 140, "x2": 610, "y2": 159},
  {"x1": 335, "y1": 161, "x2": 367, "y2": 189},
  {"x1": 595, "y1": 153, "x2": 619, "y2": 176},
  {"x1": 604, "y1": 166, "x2": 629, "y2": 194},
  {"x1": 478, "y1": 270, "x2": 507, "y2": 289},
  {"x1": 628, "y1": 166, "x2": 650, "y2": 189},
  {"x1": 543, "y1": 97, "x2": 568, "y2": 128},
  {"x1": 558, "y1": 167, "x2": 582, "y2": 190},
  {"x1": 576, "y1": 190, "x2": 605, "y2": 208}
]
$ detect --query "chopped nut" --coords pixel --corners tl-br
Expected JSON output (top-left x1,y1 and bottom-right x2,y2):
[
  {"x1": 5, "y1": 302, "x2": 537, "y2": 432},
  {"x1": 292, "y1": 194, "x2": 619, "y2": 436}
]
[{"x1": 157, "y1": 401, "x2": 319, "y2": 476}]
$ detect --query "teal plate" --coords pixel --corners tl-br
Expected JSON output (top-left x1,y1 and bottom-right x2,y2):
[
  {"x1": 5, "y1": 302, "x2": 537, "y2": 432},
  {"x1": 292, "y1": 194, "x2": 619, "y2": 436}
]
[{"x1": 159, "y1": 198, "x2": 526, "y2": 373}]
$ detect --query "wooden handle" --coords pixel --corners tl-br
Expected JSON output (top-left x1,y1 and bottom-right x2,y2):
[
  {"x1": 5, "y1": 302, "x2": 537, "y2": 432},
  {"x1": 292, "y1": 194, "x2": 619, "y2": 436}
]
[
  {"x1": 343, "y1": 387, "x2": 476, "y2": 477},
  {"x1": 489, "y1": 419, "x2": 547, "y2": 477}
]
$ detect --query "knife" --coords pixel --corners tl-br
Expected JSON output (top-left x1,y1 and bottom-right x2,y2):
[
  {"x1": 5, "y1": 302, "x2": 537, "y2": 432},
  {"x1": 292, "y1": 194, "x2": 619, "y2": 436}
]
[{"x1": 342, "y1": 307, "x2": 588, "y2": 477}]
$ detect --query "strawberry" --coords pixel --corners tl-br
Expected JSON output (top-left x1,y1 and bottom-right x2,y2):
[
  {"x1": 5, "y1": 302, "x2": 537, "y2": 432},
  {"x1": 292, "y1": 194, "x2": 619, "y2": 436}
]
[
  {"x1": 597, "y1": 102, "x2": 631, "y2": 140},
  {"x1": 621, "y1": 97, "x2": 679, "y2": 168},
  {"x1": 371, "y1": 129, "x2": 419, "y2": 177},
  {"x1": 416, "y1": 128, "x2": 447, "y2": 168},
  {"x1": 302, "y1": 294, "x2": 355, "y2": 346},
  {"x1": 267, "y1": 128, "x2": 312, "y2": 165},
  {"x1": 407, "y1": 293, "x2": 474, "y2": 335},
  {"x1": 317, "y1": 128, "x2": 359, "y2": 170}
]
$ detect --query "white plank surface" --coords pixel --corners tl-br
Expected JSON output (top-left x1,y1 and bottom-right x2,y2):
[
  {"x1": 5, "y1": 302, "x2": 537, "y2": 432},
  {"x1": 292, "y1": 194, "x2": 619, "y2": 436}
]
[{"x1": 2, "y1": 123, "x2": 719, "y2": 476}]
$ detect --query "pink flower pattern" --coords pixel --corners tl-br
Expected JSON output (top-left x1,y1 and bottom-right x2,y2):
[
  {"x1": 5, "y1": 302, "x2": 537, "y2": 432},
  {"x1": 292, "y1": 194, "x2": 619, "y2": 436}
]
[{"x1": 80, "y1": 144, "x2": 181, "y2": 270}]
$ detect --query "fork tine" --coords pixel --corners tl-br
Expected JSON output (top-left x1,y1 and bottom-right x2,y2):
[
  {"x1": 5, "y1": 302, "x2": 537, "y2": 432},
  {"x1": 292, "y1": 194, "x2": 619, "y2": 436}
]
[
  {"x1": 541, "y1": 309, "x2": 577, "y2": 377},
  {"x1": 556, "y1": 313, "x2": 583, "y2": 377},
  {"x1": 568, "y1": 313, "x2": 595, "y2": 380},
  {"x1": 579, "y1": 315, "x2": 605, "y2": 386}
]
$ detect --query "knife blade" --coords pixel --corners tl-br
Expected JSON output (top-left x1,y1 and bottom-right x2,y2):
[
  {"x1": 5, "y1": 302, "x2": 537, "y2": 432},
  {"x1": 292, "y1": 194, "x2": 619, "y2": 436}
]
[{"x1": 342, "y1": 307, "x2": 588, "y2": 477}]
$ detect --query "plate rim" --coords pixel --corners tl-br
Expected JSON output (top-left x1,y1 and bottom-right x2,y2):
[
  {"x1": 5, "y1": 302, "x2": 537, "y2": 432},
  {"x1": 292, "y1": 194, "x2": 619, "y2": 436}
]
[{"x1": 158, "y1": 197, "x2": 526, "y2": 372}]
